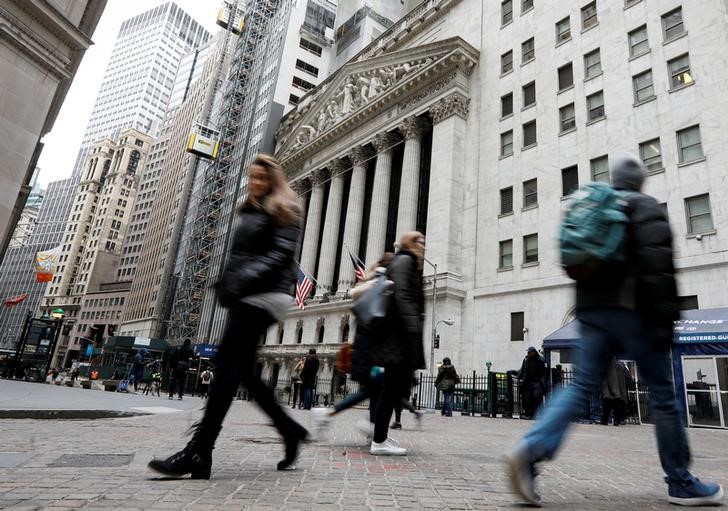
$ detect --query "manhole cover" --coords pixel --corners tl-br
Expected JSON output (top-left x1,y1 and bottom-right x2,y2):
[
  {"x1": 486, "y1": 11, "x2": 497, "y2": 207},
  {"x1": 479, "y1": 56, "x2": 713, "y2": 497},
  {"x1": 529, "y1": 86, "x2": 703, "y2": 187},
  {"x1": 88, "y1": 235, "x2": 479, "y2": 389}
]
[{"x1": 54, "y1": 454, "x2": 133, "y2": 467}]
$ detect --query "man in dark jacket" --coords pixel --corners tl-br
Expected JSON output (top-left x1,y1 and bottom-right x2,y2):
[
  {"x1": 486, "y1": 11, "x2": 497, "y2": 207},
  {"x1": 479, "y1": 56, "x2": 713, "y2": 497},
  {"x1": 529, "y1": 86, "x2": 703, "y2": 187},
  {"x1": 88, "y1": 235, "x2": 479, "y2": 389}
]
[
  {"x1": 517, "y1": 347, "x2": 547, "y2": 419},
  {"x1": 300, "y1": 349, "x2": 319, "y2": 409},
  {"x1": 168, "y1": 339, "x2": 194, "y2": 400},
  {"x1": 506, "y1": 154, "x2": 723, "y2": 507},
  {"x1": 435, "y1": 357, "x2": 460, "y2": 417}
]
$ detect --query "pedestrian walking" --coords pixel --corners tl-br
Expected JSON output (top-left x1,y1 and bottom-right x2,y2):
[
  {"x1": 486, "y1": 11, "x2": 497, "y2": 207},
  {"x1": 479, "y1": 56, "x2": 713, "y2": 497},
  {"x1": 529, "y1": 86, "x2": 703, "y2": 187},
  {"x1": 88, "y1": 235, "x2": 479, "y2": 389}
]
[
  {"x1": 168, "y1": 339, "x2": 193, "y2": 400},
  {"x1": 435, "y1": 357, "x2": 460, "y2": 417},
  {"x1": 200, "y1": 368, "x2": 214, "y2": 399},
  {"x1": 131, "y1": 349, "x2": 147, "y2": 392},
  {"x1": 369, "y1": 231, "x2": 427, "y2": 456},
  {"x1": 600, "y1": 358, "x2": 629, "y2": 426},
  {"x1": 148, "y1": 154, "x2": 308, "y2": 478},
  {"x1": 517, "y1": 347, "x2": 547, "y2": 420},
  {"x1": 300, "y1": 348, "x2": 320, "y2": 409},
  {"x1": 506, "y1": 153, "x2": 723, "y2": 506},
  {"x1": 291, "y1": 357, "x2": 304, "y2": 409}
]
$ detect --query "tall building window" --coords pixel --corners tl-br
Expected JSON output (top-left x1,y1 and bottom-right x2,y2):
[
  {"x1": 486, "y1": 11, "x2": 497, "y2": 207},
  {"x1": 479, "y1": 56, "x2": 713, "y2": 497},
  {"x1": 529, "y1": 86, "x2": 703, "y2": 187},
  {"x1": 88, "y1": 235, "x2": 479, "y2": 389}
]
[
  {"x1": 562, "y1": 165, "x2": 579, "y2": 196},
  {"x1": 299, "y1": 38, "x2": 322, "y2": 56},
  {"x1": 559, "y1": 103, "x2": 576, "y2": 133},
  {"x1": 500, "y1": 187, "x2": 513, "y2": 215},
  {"x1": 639, "y1": 138, "x2": 663, "y2": 172},
  {"x1": 684, "y1": 194, "x2": 713, "y2": 234},
  {"x1": 502, "y1": 0, "x2": 513, "y2": 25},
  {"x1": 523, "y1": 120, "x2": 537, "y2": 148},
  {"x1": 590, "y1": 155, "x2": 609, "y2": 182},
  {"x1": 522, "y1": 81, "x2": 536, "y2": 108},
  {"x1": 668, "y1": 54, "x2": 693, "y2": 90},
  {"x1": 295, "y1": 59, "x2": 319, "y2": 78},
  {"x1": 583, "y1": 49, "x2": 602, "y2": 79},
  {"x1": 556, "y1": 16, "x2": 571, "y2": 43},
  {"x1": 511, "y1": 312, "x2": 524, "y2": 341},
  {"x1": 586, "y1": 91, "x2": 605, "y2": 121},
  {"x1": 633, "y1": 70, "x2": 655, "y2": 103},
  {"x1": 523, "y1": 178, "x2": 538, "y2": 207},
  {"x1": 628, "y1": 25, "x2": 649, "y2": 57},
  {"x1": 292, "y1": 76, "x2": 315, "y2": 91},
  {"x1": 289, "y1": 94, "x2": 300, "y2": 105},
  {"x1": 501, "y1": 130, "x2": 514, "y2": 157},
  {"x1": 501, "y1": 92, "x2": 513, "y2": 117},
  {"x1": 677, "y1": 125, "x2": 704, "y2": 163},
  {"x1": 500, "y1": 240, "x2": 513, "y2": 269},
  {"x1": 558, "y1": 62, "x2": 573, "y2": 91},
  {"x1": 662, "y1": 7, "x2": 684, "y2": 42},
  {"x1": 501, "y1": 50, "x2": 513, "y2": 74},
  {"x1": 523, "y1": 234, "x2": 538, "y2": 263},
  {"x1": 522, "y1": 0, "x2": 534, "y2": 12},
  {"x1": 522, "y1": 37, "x2": 535, "y2": 63},
  {"x1": 581, "y1": 2, "x2": 598, "y2": 30}
]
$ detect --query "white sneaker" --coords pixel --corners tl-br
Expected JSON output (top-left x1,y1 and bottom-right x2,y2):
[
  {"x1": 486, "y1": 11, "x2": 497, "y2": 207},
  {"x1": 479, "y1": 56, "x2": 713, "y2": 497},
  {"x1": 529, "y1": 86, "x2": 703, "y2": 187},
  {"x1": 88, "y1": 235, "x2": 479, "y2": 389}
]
[
  {"x1": 370, "y1": 438, "x2": 407, "y2": 456},
  {"x1": 355, "y1": 419, "x2": 375, "y2": 437},
  {"x1": 312, "y1": 408, "x2": 331, "y2": 439}
]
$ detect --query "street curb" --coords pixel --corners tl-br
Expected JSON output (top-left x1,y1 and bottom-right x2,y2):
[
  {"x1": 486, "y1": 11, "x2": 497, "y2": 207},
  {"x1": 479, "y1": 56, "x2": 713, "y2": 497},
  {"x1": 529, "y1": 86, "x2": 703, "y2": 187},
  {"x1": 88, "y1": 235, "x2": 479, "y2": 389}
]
[{"x1": 0, "y1": 409, "x2": 149, "y2": 420}]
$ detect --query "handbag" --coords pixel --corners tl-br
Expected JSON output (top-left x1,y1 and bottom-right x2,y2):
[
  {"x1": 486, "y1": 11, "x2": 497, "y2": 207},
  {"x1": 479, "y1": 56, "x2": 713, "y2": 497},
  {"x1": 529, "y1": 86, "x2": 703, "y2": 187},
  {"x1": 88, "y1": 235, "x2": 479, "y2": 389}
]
[{"x1": 351, "y1": 273, "x2": 393, "y2": 330}]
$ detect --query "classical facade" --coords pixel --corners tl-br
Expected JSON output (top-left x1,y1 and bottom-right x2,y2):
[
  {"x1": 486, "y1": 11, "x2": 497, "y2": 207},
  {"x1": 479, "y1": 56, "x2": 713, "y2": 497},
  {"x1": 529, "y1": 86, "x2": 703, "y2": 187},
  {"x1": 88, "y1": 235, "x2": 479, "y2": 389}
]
[{"x1": 265, "y1": 0, "x2": 728, "y2": 380}]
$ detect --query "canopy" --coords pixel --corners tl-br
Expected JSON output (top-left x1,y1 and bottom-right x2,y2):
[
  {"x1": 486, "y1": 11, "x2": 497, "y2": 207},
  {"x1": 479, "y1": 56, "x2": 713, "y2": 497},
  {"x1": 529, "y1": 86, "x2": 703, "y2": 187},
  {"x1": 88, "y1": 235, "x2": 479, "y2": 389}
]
[{"x1": 543, "y1": 320, "x2": 580, "y2": 350}]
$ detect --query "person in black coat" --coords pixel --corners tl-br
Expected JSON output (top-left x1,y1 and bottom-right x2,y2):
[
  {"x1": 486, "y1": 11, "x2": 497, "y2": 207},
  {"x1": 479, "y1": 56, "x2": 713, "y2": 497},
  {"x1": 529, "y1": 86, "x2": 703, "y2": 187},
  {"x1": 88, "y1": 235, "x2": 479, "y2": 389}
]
[
  {"x1": 168, "y1": 341, "x2": 193, "y2": 400},
  {"x1": 517, "y1": 347, "x2": 547, "y2": 419},
  {"x1": 300, "y1": 349, "x2": 320, "y2": 409},
  {"x1": 370, "y1": 231, "x2": 426, "y2": 456},
  {"x1": 149, "y1": 154, "x2": 308, "y2": 479}
]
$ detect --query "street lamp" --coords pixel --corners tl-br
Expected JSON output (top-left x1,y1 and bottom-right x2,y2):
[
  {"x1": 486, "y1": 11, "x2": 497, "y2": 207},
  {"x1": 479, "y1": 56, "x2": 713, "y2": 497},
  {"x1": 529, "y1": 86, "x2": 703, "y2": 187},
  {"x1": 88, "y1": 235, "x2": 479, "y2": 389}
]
[{"x1": 431, "y1": 318, "x2": 454, "y2": 375}]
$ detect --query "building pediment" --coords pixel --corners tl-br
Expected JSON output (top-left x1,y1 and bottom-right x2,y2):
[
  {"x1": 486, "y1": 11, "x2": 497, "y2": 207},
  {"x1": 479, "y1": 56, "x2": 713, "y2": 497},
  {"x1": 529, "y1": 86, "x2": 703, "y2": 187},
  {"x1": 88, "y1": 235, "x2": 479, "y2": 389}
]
[{"x1": 276, "y1": 37, "x2": 478, "y2": 168}]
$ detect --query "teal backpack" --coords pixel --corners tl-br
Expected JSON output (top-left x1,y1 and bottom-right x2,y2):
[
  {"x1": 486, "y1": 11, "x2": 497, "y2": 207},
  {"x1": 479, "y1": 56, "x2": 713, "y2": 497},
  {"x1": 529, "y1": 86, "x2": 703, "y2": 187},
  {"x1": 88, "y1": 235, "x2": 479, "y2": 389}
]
[{"x1": 560, "y1": 182, "x2": 633, "y2": 280}]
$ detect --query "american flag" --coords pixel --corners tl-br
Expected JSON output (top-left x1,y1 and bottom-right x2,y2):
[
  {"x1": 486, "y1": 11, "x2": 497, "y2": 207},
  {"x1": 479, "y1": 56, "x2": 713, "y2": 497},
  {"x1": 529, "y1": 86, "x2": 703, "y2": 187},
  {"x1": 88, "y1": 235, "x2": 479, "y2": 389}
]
[
  {"x1": 295, "y1": 269, "x2": 313, "y2": 310},
  {"x1": 349, "y1": 252, "x2": 367, "y2": 281}
]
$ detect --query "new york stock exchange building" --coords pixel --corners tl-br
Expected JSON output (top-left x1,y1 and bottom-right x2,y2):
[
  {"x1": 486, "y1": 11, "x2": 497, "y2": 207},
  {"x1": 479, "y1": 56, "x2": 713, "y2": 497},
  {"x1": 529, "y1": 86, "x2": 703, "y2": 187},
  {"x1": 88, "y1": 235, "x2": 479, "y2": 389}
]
[{"x1": 257, "y1": 0, "x2": 727, "y2": 390}]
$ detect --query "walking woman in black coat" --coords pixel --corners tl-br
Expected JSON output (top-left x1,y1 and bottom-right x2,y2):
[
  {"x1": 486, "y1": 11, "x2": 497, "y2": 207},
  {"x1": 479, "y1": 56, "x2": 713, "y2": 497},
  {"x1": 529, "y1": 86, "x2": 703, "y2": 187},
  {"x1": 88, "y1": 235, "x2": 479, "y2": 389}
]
[
  {"x1": 149, "y1": 154, "x2": 308, "y2": 478},
  {"x1": 370, "y1": 231, "x2": 427, "y2": 456}
]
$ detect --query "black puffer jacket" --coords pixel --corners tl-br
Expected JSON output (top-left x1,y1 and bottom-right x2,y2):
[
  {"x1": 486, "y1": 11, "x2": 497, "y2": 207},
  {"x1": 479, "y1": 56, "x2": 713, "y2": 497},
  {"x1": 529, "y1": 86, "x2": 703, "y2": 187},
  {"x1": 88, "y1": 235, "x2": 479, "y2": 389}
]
[
  {"x1": 374, "y1": 250, "x2": 426, "y2": 369},
  {"x1": 576, "y1": 154, "x2": 679, "y2": 330},
  {"x1": 216, "y1": 204, "x2": 300, "y2": 307}
]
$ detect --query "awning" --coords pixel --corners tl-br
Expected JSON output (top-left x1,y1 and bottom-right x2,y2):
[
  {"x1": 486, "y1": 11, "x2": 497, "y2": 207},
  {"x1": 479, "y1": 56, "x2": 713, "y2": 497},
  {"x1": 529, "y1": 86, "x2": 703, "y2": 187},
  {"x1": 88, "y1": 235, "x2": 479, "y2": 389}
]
[{"x1": 543, "y1": 320, "x2": 580, "y2": 350}]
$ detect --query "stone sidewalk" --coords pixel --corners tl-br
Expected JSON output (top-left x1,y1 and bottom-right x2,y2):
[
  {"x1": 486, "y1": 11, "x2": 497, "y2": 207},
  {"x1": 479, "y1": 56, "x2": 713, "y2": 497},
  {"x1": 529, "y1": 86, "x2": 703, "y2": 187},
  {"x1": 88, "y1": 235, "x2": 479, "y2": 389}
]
[{"x1": 0, "y1": 384, "x2": 726, "y2": 510}]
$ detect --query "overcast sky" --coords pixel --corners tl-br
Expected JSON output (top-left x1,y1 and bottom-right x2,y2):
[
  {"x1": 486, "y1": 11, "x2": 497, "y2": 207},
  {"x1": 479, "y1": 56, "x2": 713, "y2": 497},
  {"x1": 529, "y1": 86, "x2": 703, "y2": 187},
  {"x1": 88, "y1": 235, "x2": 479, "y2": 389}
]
[{"x1": 35, "y1": 1, "x2": 222, "y2": 188}]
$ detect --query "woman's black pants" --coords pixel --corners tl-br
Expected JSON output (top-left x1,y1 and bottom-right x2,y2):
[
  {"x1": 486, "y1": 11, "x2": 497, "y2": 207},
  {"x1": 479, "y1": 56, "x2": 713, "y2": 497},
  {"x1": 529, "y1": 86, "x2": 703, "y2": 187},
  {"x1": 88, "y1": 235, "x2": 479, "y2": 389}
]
[{"x1": 373, "y1": 365, "x2": 411, "y2": 443}]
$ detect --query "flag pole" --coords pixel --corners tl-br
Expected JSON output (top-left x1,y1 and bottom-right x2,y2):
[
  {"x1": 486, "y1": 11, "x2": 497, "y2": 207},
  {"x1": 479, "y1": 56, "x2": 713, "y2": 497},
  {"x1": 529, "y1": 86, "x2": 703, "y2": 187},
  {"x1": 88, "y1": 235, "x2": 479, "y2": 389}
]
[{"x1": 343, "y1": 243, "x2": 366, "y2": 268}]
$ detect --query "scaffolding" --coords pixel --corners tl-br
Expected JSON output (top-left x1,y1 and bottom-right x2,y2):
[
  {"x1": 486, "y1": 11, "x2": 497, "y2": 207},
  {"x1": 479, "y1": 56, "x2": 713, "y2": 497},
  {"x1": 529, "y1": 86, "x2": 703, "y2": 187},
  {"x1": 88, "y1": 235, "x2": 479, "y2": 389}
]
[{"x1": 169, "y1": 0, "x2": 283, "y2": 344}]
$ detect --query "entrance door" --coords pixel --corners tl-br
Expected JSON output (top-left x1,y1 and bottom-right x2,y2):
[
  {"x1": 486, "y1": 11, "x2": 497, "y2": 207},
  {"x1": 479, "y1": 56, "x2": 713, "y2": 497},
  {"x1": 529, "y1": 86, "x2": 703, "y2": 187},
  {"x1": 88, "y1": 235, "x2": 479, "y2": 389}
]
[{"x1": 681, "y1": 356, "x2": 728, "y2": 429}]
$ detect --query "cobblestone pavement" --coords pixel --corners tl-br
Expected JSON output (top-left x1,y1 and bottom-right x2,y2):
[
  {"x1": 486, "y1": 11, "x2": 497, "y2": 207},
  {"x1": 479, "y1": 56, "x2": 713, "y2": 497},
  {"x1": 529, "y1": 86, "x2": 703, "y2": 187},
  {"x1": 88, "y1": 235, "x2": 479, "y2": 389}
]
[{"x1": 0, "y1": 385, "x2": 726, "y2": 510}]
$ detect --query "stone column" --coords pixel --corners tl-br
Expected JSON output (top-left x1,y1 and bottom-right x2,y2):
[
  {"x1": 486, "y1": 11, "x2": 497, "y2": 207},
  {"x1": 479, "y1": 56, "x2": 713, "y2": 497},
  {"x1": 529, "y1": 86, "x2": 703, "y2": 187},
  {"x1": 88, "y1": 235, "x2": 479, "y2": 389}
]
[
  {"x1": 315, "y1": 160, "x2": 346, "y2": 298},
  {"x1": 365, "y1": 131, "x2": 400, "y2": 265},
  {"x1": 336, "y1": 146, "x2": 372, "y2": 296},
  {"x1": 298, "y1": 172, "x2": 325, "y2": 278},
  {"x1": 396, "y1": 116, "x2": 430, "y2": 237}
]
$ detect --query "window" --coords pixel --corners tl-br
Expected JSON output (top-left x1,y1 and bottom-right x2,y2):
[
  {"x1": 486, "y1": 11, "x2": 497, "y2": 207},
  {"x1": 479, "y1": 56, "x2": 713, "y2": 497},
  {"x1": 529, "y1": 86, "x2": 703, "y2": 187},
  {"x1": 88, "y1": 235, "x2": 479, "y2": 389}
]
[
  {"x1": 502, "y1": 0, "x2": 513, "y2": 25},
  {"x1": 581, "y1": 2, "x2": 597, "y2": 30},
  {"x1": 590, "y1": 155, "x2": 609, "y2": 182},
  {"x1": 639, "y1": 138, "x2": 663, "y2": 172},
  {"x1": 587, "y1": 91, "x2": 605, "y2": 121},
  {"x1": 501, "y1": 130, "x2": 514, "y2": 157},
  {"x1": 499, "y1": 240, "x2": 513, "y2": 269},
  {"x1": 559, "y1": 103, "x2": 576, "y2": 132},
  {"x1": 632, "y1": 70, "x2": 655, "y2": 103},
  {"x1": 501, "y1": 92, "x2": 513, "y2": 117},
  {"x1": 501, "y1": 50, "x2": 513, "y2": 74},
  {"x1": 511, "y1": 312, "x2": 524, "y2": 341},
  {"x1": 556, "y1": 17, "x2": 571, "y2": 43},
  {"x1": 299, "y1": 38, "x2": 322, "y2": 56},
  {"x1": 677, "y1": 125, "x2": 704, "y2": 163},
  {"x1": 523, "y1": 178, "x2": 538, "y2": 207},
  {"x1": 522, "y1": 81, "x2": 536, "y2": 108},
  {"x1": 628, "y1": 25, "x2": 649, "y2": 57},
  {"x1": 522, "y1": 37, "x2": 535, "y2": 63},
  {"x1": 583, "y1": 49, "x2": 601, "y2": 79},
  {"x1": 684, "y1": 194, "x2": 713, "y2": 234},
  {"x1": 668, "y1": 54, "x2": 693, "y2": 90},
  {"x1": 562, "y1": 165, "x2": 579, "y2": 196},
  {"x1": 662, "y1": 7, "x2": 684, "y2": 42},
  {"x1": 522, "y1": 0, "x2": 534, "y2": 12},
  {"x1": 295, "y1": 59, "x2": 319, "y2": 78},
  {"x1": 500, "y1": 187, "x2": 513, "y2": 215},
  {"x1": 523, "y1": 120, "x2": 537, "y2": 147},
  {"x1": 678, "y1": 295, "x2": 699, "y2": 311},
  {"x1": 558, "y1": 63, "x2": 573, "y2": 91},
  {"x1": 289, "y1": 94, "x2": 300, "y2": 105},
  {"x1": 292, "y1": 76, "x2": 315, "y2": 91},
  {"x1": 523, "y1": 234, "x2": 538, "y2": 263}
]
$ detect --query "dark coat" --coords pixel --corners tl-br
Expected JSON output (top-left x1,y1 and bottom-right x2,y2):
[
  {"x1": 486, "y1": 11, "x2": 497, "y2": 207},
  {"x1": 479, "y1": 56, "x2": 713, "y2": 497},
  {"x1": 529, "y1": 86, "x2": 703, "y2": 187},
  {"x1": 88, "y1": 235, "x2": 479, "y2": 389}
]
[
  {"x1": 374, "y1": 250, "x2": 426, "y2": 369},
  {"x1": 216, "y1": 204, "x2": 300, "y2": 307},
  {"x1": 172, "y1": 345, "x2": 194, "y2": 371},
  {"x1": 518, "y1": 354, "x2": 547, "y2": 386},
  {"x1": 300, "y1": 354, "x2": 319, "y2": 387},
  {"x1": 435, "y1": 363, "x2": 460, "y2": 391}
]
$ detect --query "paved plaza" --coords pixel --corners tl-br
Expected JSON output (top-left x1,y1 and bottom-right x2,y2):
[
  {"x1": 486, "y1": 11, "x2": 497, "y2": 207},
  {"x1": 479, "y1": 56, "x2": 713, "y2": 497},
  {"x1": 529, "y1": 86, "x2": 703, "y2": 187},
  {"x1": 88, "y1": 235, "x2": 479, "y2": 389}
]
[{"x1": 0, "y1": 380, "x2": 726, "y2": 510}]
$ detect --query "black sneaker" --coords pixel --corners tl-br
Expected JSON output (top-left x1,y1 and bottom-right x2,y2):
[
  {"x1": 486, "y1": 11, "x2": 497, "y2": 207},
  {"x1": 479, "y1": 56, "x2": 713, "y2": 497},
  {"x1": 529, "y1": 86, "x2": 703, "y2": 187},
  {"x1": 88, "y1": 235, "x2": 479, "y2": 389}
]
[
  {"x1": 390, "y1": 422, "x2": 402, "y2": 430},
  {"x1": 667, "y1": 477, "x2": 723, "y2": 506}
]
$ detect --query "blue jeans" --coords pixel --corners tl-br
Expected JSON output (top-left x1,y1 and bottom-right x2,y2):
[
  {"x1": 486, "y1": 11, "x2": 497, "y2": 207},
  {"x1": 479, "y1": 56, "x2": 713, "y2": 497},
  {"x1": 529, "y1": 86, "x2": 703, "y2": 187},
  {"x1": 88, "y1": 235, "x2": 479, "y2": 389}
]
[
  {"x1": 521, "y1": 307, "x2": 693, "y2": 484},
  {"x1": 303, "y1": 386, "x2": 315, "y2": 409},
  {"x1": 442, "y1": 390, "x2": 454, "y2": 416}
]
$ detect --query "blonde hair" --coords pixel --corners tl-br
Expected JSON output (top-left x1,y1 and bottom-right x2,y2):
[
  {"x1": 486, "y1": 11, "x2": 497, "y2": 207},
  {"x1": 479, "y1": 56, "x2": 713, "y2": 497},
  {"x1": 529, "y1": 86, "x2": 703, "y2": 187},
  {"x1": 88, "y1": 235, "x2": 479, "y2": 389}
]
[
  {"x1": 398, "y1": 231, "x2": 425, "y2": 269},
  {"x1": 239, "y1": 154, "x2": 301, "y2": 226}
]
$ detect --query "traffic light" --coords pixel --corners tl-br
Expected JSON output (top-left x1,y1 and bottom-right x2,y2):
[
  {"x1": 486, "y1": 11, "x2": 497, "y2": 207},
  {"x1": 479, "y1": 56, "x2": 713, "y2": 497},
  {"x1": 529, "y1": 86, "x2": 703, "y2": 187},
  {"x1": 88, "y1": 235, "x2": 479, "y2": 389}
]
[{"x1": 433, "y1": 334, "x2": 440, "y2": 349}]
